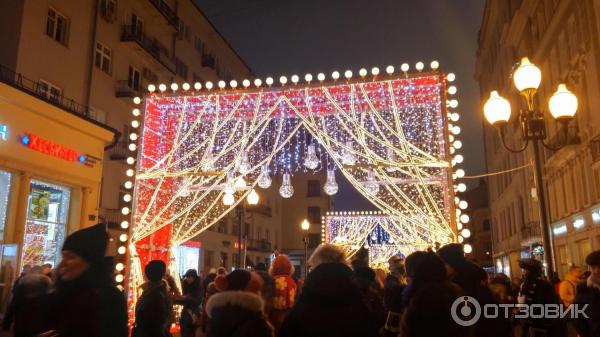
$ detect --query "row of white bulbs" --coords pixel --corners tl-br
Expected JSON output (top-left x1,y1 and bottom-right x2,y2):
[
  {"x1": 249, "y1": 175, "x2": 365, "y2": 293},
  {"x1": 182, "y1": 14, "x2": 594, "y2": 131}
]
[
  {"x1": 443, "y1": 75, "x2": 472, "y2": 254},
  {"x1": 143, "y1": 62, "x2": 455, "y2": 94},
  {"x1": 110, "y1": 99, "x2": 147, "y2": 286}
]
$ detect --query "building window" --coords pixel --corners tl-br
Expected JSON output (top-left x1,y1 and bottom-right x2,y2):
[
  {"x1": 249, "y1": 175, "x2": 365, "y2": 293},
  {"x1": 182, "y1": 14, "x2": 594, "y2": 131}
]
[
  {"x1": 0, "y1": 170, "x2": 11, "y2": 240},
  {"x1": 558, "y1": 245, "x2": 568, "y2": 276},
  {"x1": 192, "y1": 73, "x2": 202, "y2": 84},
  {"x1": 307, "y1": 180, "x2": 321, "y2": 197},
  {"x1": 194, "y1": 36, "x2": 203, "y2": 53},
  {"x1": 217, "y1": 219, "x2": 227, "y2": 234},
  {"x1": 38, "y1": 80, "x2": 62, "y2": 103},
  {"x1": 46, "y1": 7, "x2": 69, "y2": 45},
  {"x1": 552, "y1": 223, "x2": 567, "y2": 236},
  {"x1": 573, "y1": 216, "x2": 585, "y2": 230},
  {"x1": 576, "y1": 239, "x2": 591, "y2": 267},
  {"x1": 220, "y1": 252, "x2": 228, "y2": 269},
  {"x1": 100, "y1": 0, "x2": 116, "y2": 22},
  {"x1": 204, "y1": 250, "x2": 214, "y2": 268},
  {"x1": 483, "y1": 219, "x2": 490, "y2": 231},
  {"x1": 175, "y1": 58, "x2": 188, "y2": 80},
  {"x1": 95, "y1": 42, "x2": 112, "y2": 74},
  {"x1": 22, "y1": 180, "x2": 70, "y2": 269},
  {"x1": 131, "y1": 13, "x2": 143, "y2": 36},
  {"x1": 307, "y1": 206, "x2": 321, "y2": 225},
  {"x1": 142, "y1": 68, "x2": 158, "y2": 84},
  {"x1": 178, "y1": 21, "x2": 190, "y2": 41},
  {"x1": 128, "y1": 66, "x2": 140, "y2": 91}
]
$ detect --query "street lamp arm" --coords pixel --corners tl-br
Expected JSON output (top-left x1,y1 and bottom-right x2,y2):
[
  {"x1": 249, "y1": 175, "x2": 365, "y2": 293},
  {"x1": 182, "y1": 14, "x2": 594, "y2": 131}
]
[
  {"x1": 498, "y1": 127, "x2": 529, "y2": 153},
  {"x1": 540, "y1": 123, "x2": 570, "y2": 152}
]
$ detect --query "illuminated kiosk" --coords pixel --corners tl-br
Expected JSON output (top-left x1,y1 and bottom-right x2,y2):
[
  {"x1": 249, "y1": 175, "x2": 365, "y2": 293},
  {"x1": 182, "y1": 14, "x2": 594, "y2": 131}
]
[{"x1": 123, "y1": 62, "x2": 468, "y2": 307}]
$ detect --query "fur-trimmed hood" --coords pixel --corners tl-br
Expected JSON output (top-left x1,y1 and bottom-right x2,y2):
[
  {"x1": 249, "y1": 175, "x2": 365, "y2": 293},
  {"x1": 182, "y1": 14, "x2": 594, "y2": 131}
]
[{"x1": 206, "y1": 291, "x2": 264, "y2": 318}]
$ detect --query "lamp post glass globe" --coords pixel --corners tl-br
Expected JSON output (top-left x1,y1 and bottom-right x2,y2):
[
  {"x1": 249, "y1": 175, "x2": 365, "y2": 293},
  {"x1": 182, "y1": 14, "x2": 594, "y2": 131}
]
[
  {"x1": 513, "y1": 57, "x2": 542, "y2": 92},
  {"x1": 301, "y1": 219, "x2": 310, "y2": 231},
  {"x1": 484, "y1": 91, "x2": 512, "y2": 125},
  {"x1": 549, "y1": 84, "x2": 578, "y2": 121}
]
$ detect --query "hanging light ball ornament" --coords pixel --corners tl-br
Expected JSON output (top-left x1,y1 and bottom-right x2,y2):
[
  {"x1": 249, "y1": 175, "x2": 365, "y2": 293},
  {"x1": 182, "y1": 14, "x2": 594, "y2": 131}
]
[
  {"x1": 223, "y1": 172, "x2": 236, "y2": 194},
  {"x1": 364, "y1": 169, "x2": 380, "y2": 195},
  {"x1": 386, "y1": 147, "x2": 398, "y2": 172},
  {"x1": 279, "y1": 173, "x2": 294, "y2": 198},
  {"x1": 237, "y1": 151, "x2": 252, "y2": 174},
  {"x1": 323, "y1": 169, "x2": 339, "y2": 196},
  {"x1": 201, "y1": 152, "x2": 215, "y2": 172},
  {"x1": 257, "y1": 164, "x2": 272, "y2": 189},
  {"x1": 341, "y1": 141, "x2": 357, "y2": 165},
  {"x1": 222, "y1": 192, "x2": 235, "y2": 206},
  {"x1": 304, "y1": 144, "x2": 320, "y2": 170}
]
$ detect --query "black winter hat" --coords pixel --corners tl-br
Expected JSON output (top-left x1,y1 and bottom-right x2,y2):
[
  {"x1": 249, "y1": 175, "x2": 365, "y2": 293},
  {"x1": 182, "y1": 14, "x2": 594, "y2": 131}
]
[
  {"x1": 61, "y1": 223, "x2": 108, "y2": 265},
  {"x1": 437, "y1": 243, "x2": 465, "y2": 269},
  {"x1": 518, "y1": 258, "x2": 542, "y2": 273},
  {"x1": 585, "y1": 250, "x2": 600, "y2": 266},
  {"x1": 145, "y1": 260, "x2": 167, "y2": 282}
]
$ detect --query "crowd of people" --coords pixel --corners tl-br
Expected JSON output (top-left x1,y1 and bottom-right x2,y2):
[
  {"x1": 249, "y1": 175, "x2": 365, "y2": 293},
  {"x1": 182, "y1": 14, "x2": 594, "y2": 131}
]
[
  {"x1": 2, "y1": 223, "x2": 128, "y2": 337},
  {"x1": 1, "y1": 223, "x2": 599, "y2": 337},
  {"x1": 131, "y1": 243, "x2": 600, "y2": 337}
]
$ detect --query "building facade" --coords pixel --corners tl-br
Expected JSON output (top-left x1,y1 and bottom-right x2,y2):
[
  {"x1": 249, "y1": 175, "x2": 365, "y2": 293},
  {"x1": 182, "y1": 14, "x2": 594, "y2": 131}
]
[
  {"x1": 0, "y1": 0, "x2": 252, "y2": 263},
  {"x1": 476, "y1": 0, "x2": 600, "y2": 279},
  {"x1": 0, "y1": 78, "x2": 114, "y2": 306}
]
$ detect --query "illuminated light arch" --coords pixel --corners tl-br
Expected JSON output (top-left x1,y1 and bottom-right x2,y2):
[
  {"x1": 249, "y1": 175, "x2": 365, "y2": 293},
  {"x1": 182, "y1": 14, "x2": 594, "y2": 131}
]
[{"x1": 126, "y1": 64, "x2": 465, "y2": 304}]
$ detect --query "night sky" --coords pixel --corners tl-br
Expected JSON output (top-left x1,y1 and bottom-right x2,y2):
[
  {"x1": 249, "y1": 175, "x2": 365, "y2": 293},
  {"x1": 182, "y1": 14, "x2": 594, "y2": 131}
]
[{"x1": 197, "y1": 0, "x2": 486, "y2": 210}]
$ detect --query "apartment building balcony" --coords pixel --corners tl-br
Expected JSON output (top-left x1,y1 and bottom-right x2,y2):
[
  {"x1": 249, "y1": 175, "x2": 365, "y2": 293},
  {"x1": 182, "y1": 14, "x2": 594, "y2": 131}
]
[
  {"x1": 120, "y1": 25, "x2": 176, "y2": 75},
  {"x1": 0, "y1": 64, "x2": 113, "y2": 130},
  {"x1": 521, "y1": 221, "x2": 542, "y2": 247},
  {"x1": 246, "y1": 239, "x2": 272, "y2": 253},
  {"x1": 146, "y1": 0, "x2": 179, "y2": 30},
  {"x1": 108, "y1": 140, "x2": 130, "y2": 161},
  {"x1": 545, "y1": 125, "x2": 582, "y2": 167},
  {"x1": 246, "y1": 204, "x2": 272, "y2": 217},
  {"x1": 115, "y1": 80, "x2": 143, "y2": 99},
  {"x1": 590, "y1": 134, "x2": 600, "y2": 167},
  {"x1": 99, "y1": 208, "x2": 128, "y2": 230}
]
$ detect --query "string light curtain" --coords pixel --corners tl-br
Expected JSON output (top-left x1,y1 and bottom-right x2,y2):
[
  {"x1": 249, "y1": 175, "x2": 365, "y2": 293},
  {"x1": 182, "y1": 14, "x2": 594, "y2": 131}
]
[{"x1": 131, "y1": 71, "x2": 457, "y2": 265}]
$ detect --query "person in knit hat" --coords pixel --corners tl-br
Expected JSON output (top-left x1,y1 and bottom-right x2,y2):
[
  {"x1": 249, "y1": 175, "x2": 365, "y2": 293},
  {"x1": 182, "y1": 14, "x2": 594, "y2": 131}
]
[
  {"x1": 268, "y1": 255, "x2": 297, "y2": 334},
  {"x1": 574, "y1": 250, "x2": 600, "y2": 337},
  {"x1": 51, "y1": 223, "x2": 128, "y2": 337},
  {"x1": 134, "y1": 260, "x2": 171, "y2": 337},
  {"x1": 205, "y1": 269, "x2": 273, "y2": 337}
]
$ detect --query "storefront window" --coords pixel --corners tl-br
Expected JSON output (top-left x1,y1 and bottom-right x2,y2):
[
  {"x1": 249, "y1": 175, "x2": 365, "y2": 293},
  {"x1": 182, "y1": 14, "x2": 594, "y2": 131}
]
[
  {"x1": 0, "y1": 170, "x2": 11, "y2": 240},
  {"x1": 22, "y1": 180, "x2": 70, "y2": 268},
  {"x1": 174, "y1": 244, "x2": 200, "y2": 277}
]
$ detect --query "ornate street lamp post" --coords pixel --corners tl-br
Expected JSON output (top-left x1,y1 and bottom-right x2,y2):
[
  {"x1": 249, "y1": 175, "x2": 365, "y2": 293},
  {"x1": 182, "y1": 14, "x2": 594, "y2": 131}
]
[
  {"x1": 224, "y1": 187, "x2": 259, "y2": 268},
  {"x1": 301, "y1": 219, "x2": 310, "y2": 277},
  {"x1": 483, "y1": 57, "x2": 578, "y2": 278}
]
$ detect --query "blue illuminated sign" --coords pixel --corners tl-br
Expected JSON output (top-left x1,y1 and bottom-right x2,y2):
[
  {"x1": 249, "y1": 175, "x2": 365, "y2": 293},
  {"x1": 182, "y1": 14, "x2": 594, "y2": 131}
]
[{"x1": 0, "y1": 124, "x2": 7, "y2": 141}]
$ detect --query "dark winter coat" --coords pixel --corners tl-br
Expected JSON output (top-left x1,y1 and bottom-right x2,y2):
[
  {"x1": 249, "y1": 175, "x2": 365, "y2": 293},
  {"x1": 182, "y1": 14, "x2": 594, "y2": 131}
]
[
  {"x1": 573, "y1": 276, "x2": 600, "y2": 337},
  {"x1": 401, "y1": 281, "x2": 471, "y2": 337},
  {"x1": 279, "y1": 263, "x2": 380, "y2": 337},
  {"x1": 178, "y1": 278, "x2": 203, "y2": 337},
  {"x1": 50, "y1": 269, "x2": 128, "y2": 337},
  {"x1": 52, "y1": 275, "x2": 99, "y2": 337},
  {"x1": 134, "y1": 282, "x2": 171, "y2": 337},
  {"x1": 205, "y1": 290, "x2": 274, "y2": 337},
  {"x1": 383, "y1": 274, "x2": 405, "y2": 312},
  {"x1": 450, "y1": 261, "x2": 512, "y2": 337},
  {"x1": 518, "y1": 275, "x2": 566, "y2": 337},
  {"x1": 2, "y1": 273, "x2": 52, "y2": 337}
]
